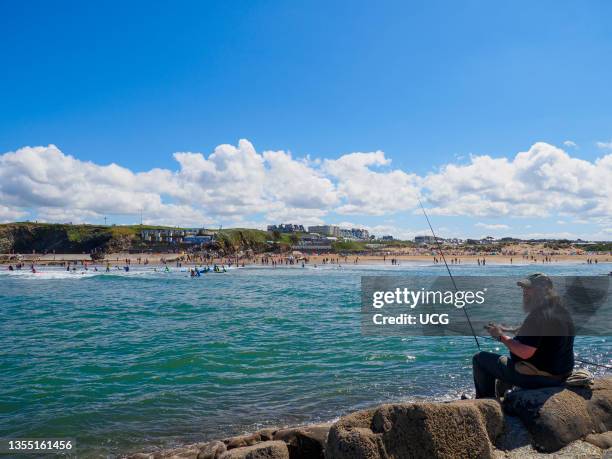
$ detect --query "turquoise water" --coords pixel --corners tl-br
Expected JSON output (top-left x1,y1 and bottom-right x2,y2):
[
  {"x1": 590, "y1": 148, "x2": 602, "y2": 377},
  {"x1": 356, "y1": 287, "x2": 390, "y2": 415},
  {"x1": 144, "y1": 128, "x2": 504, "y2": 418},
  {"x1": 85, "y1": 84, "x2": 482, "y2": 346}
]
[{"x1": 0, "y1": 262, "x2": 610, "y2": 457}]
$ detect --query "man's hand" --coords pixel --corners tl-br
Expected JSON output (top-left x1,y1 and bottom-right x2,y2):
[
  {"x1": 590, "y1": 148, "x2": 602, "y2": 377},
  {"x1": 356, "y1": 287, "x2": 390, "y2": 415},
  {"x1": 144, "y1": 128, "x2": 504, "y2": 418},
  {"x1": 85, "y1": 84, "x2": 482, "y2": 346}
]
[
  {"x1": 485, "y1": 322, "x2": 504, "y2": 339},
  {"x1": 485, "y1": 322, "x2": 538, "y2": 359}
]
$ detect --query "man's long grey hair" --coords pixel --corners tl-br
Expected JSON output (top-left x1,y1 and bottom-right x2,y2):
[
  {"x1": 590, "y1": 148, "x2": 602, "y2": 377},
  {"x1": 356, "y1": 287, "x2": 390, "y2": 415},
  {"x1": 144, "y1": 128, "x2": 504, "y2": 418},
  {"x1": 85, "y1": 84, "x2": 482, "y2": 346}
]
[{"x1": 524, "y1": 286, "x2": 562, "y2": 312}]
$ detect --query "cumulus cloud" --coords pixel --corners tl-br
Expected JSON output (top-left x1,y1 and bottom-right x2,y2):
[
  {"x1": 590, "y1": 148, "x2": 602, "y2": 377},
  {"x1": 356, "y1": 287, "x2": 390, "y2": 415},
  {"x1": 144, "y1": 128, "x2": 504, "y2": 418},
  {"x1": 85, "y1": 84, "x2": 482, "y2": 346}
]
[
  {"x1": 563, "y1": 140, "x2": 577, "y2": 148},
  {"x1": 0, "y1": 141, "x2": 425, "y2": 225},
  {"x1": 171, "y1": 140, "x2": 267, "y2": 216},
  {"x1": 323, "y1": 151, "x2": 421, "y2": 215},
  {"x1": 263, "y1": 150, "x2": 338, "y2": 209},
  {"x1": 0, "y1": 145, "x2": 216, "y2": 227},
  {"x1": 423, "y1": 142, "x2": 612, "y2": 220},
  {"x1": 0, "y1": 140, "x2": 610, "y2": 234},
  {"x1": 596, "y1": 140, "x2": 612, "y2": 150}
]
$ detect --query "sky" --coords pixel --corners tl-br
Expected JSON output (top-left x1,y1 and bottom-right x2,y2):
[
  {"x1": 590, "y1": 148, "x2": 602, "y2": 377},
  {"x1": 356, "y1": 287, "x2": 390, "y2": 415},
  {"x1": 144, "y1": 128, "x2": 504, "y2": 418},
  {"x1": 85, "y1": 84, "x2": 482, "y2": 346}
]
[{"x1": 0, "y1": 0, "x2": 611, "y2": 240}]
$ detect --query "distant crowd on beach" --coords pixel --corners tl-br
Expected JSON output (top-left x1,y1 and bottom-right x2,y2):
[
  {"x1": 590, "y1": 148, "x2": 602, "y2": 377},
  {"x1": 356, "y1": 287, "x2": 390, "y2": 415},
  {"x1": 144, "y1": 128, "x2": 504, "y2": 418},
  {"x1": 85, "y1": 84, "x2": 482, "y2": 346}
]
[{"x1": 2, "y1": 247, "x2": 610, "y2": 273}]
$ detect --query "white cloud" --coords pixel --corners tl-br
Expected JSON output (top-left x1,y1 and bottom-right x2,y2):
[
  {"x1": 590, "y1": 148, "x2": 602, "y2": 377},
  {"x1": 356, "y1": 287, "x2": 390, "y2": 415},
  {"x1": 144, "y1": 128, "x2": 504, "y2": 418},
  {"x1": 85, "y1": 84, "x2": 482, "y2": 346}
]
[
  {"x1": 171, "y1": 140, "x2": 267, "y2": 216},
  {"x1": 563, "y1": 140, "x2": 577, "y2": 148},
  {"x1": 0, "y1": 145, "x2": 179, "y2": 220},
  {"x1": 264, "y1": 204, "x2": 328, "y2": 227},
  {"x1": 0, "y1": 141, "x2": 339, "y2": 226},
  {"x1": 263, "y1": 150, "x2": 338, "y2": 209},
  {"x1": 596, "y1": 140, "x2": 612, "y2": 150},
  {"x1": 475, "y1": 223, "x2": 509, "y2": 230},
  {"x1": 0, "y1": 140, "x2": 610, "y2": 236},
  {"x1": 517, "y1": 231, "x2": 582, "y2": 240},
  {"x1": 0, "y1": 205, "x2": 27, "y2": 223},
  {"x1": 323, "y1": 151, "x2": 421, "y2": 215},
  {"x1": 423, "y1": 142, "x2": 612, "y2": 220}
]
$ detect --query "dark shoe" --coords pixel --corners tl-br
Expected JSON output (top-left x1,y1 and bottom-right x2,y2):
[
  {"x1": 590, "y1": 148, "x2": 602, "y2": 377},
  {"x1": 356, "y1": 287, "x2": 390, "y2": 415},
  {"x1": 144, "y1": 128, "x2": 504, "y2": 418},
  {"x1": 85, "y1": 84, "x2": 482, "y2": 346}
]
[{"x1": 495, "y1": 379, "x2": 514, "y2": 401}]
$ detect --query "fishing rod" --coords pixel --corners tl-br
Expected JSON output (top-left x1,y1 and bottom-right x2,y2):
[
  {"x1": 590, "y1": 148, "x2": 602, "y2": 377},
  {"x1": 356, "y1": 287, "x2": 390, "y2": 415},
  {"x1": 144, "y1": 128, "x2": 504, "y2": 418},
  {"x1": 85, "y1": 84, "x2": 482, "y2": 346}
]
[
  {"x1": 418, "y1": 199, "x2": 481, "y2": 350},
  {"x1": 574, "y1": 358, "x2": 612, "y2": 370},
  {"x1": 417, "y1": 199, "x2": 610, "y2": 371}
]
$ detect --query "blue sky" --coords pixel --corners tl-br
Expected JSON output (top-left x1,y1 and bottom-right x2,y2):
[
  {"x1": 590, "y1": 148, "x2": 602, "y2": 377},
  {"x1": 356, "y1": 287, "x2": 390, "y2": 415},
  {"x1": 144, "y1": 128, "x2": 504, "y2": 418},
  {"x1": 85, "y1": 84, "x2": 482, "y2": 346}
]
[{"x1": 1, "y1": 1, "x2": 611, "y2": 240}]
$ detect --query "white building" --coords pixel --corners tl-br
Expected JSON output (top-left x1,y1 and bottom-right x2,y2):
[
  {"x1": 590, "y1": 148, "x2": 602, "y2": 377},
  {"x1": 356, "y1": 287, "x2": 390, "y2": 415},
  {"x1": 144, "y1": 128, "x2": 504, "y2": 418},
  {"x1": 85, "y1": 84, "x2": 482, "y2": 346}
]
[
  {"x1": 414, "y1": 235, "x2": 436, "y2": 245},
  {"x1": 308, "y1": 225, "x2": 340, "y2": 237}
]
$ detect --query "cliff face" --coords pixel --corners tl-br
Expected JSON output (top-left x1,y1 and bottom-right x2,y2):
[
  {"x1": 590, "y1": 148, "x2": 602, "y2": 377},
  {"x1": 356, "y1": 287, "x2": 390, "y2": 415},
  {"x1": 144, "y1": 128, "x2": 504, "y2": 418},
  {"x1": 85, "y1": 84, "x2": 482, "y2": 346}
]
[{"x1": 0, "y1": 223, "x2": 131, "y2": 254}]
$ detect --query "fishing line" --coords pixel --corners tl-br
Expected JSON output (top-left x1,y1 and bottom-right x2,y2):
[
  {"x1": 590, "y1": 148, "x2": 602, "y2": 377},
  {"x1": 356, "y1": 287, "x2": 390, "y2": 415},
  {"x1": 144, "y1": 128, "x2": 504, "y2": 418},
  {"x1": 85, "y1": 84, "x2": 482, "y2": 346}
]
[
  {"x1": 417, "y1": 199, "x2": 610, "y2": 372},
  {"x1": 418, "y1": 199, "x2": 480, "y2": 350},
  {"x1": 574, "y1": 358, "x2": 612, "y2": 370}
]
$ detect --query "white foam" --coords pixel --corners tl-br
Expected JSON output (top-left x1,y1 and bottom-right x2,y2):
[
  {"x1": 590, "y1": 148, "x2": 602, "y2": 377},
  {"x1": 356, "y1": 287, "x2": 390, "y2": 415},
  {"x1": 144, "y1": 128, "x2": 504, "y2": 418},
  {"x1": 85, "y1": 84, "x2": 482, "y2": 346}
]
[
  {"x1": 0, "y1": 269, "x2": 100, "y2": 279},
  {"x1": 0, "y1": 266, "x2": 174, "y2": 279}
]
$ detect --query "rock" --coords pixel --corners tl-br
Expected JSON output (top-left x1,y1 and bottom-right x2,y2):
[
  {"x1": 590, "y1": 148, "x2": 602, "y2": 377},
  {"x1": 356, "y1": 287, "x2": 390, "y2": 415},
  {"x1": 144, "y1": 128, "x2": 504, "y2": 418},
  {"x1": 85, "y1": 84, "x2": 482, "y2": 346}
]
[
  {"x1": 128, "y1": 445, "x2": 201, "y2": 459},
  {"x1": 326, "y1": 399, "x2": 504, "y2": 459},
  {"x1": 198, "y1": 441, "x2": 227, "y2": 459},
  {"x1": 504, "y1": 377, "x2": 612, "y2": 452},
  {"x1": 223, "y1": 429, "x2": 275, "y2": 450},
  {"x1": 219, "y1": 440, "x2": 289, "y2": 459},
  {"x1": 494, "y1": 415, "x2": 533, "y2": 452},
  {"x1": 222, "y1": 434, "x2": 262, "y2": 450},
  {"x1": 585, "y1": 431, "x2": 612, "y2": 450},
  {"x1": 272, "y1": 423, "x2": 331, "y2": 459},
  {"x1": 493, "y1": 439, "x2": 605, "y2": 458},
  {"x1": 124, "y1": 442, "x2": 223, "y2": 459},
  {"x1": 162, "y1": 448, "x2": 200, "y2": 459},
  {"x1": 125, "y1": 378, "x2": 612, "y2": 458}
]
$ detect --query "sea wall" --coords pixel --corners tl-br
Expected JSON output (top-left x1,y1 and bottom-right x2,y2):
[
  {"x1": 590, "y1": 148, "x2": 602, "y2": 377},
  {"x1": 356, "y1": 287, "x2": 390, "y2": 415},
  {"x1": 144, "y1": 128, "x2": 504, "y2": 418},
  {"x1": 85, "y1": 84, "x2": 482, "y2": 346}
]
[{"x1": 125, "y1": 377, "x2": 611, "y2": 459}]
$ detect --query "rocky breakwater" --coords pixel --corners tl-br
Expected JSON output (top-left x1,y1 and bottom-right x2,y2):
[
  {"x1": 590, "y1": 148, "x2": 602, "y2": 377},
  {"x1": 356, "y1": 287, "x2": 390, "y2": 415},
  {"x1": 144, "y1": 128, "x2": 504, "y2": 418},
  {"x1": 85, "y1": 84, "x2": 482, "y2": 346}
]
[{"x1": 126, "y1": 377, "x2": 611, "y2": 459}]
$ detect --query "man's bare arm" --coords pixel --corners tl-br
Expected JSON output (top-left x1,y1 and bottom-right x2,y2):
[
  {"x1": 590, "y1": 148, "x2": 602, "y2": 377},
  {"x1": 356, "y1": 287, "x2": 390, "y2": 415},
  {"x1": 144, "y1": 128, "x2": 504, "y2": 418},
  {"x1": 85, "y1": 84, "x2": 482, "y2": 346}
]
[
  {"x1": 485, "y1": 325, "x2": 537, "y2": 359},
  {"x1": 499, "y1": 336, "x2": 537, "y2": 359}
]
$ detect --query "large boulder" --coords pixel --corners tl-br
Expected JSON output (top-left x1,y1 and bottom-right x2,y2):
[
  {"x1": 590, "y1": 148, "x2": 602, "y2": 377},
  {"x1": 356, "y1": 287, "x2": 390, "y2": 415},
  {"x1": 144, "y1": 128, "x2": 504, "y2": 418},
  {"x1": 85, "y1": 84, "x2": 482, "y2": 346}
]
[
  {"x1": 503, "y1": 377, "x2": 612, "y2": 452},
  {"x1": 272, "y1": 423, "x2": 331, "y2": 459},
  {"x1": 326, "y1": 399, "x2": 504, "y2": 459},
  {"x1": 219, "y1": 441, "x2": 289, "y2": 459}
]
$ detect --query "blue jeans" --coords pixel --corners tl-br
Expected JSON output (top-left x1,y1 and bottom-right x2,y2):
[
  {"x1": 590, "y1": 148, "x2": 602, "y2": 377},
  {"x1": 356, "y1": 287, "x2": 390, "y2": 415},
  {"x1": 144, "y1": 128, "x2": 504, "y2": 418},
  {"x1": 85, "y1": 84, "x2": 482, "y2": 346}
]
[{"x1": 472, "y1": 351, "x2": 564, "y2": 398}]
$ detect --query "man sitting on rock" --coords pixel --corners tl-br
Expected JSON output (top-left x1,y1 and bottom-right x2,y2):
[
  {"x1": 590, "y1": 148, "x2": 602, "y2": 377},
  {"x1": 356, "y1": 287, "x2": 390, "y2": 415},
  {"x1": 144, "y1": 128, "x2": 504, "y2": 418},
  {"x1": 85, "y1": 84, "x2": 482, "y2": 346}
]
[{"x1": 472, "y1": 273, "x2": 575, "y2": 399}]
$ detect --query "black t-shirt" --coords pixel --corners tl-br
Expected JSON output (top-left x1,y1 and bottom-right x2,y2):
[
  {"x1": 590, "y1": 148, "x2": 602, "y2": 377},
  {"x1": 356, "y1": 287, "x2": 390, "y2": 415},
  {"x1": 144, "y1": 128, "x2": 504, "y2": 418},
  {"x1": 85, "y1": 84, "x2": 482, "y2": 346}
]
[{"x1": 512, "y1": 304, "x2": 575, "y2": 376}]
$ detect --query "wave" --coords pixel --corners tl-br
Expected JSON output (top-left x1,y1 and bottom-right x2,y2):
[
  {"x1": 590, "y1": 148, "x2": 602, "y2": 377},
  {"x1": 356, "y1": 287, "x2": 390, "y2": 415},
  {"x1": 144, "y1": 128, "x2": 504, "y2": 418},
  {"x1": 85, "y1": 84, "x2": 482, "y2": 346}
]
[{"x1": 0, "y1": 265, "x2": 241, "y2": 280}]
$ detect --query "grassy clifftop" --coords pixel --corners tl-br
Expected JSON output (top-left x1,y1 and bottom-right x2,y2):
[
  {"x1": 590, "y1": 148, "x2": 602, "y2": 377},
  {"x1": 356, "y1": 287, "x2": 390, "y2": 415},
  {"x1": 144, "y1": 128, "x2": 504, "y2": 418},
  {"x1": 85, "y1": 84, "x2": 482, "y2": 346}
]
[
  {"x1": 0, "y1": 222, "x2": 420, "y2": 255},
  {"x1": 214, "y1": 228, "x2": 271, "y2": 254},
  {"x1": 0, "y1": 223, "x2": 274, "y2": 255},
  {"x1": 0, "y1": 222, "x2": 167, "y2": 254}
]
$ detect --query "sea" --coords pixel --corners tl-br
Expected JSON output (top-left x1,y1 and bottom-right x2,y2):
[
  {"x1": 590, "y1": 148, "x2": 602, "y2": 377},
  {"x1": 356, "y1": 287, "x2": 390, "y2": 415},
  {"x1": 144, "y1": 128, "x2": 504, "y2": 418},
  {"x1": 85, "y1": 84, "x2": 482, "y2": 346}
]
[{"x1": 0, "y1": 261, "x2": 610, "y2": 457}]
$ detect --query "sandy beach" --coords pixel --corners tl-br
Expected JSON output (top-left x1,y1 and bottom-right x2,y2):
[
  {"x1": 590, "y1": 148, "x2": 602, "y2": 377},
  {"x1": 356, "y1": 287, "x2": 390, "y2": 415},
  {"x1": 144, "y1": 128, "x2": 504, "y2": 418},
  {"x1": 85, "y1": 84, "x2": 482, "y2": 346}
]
[{"x1": 2, "y1": 251, "x2": 610, "y2": 267}]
